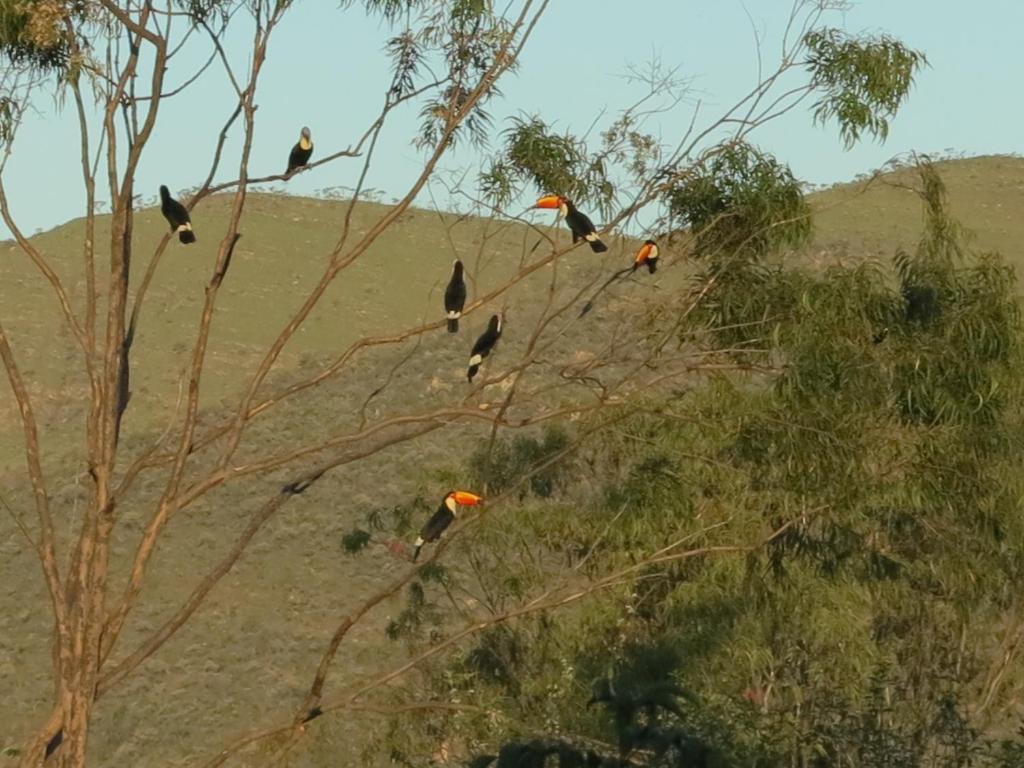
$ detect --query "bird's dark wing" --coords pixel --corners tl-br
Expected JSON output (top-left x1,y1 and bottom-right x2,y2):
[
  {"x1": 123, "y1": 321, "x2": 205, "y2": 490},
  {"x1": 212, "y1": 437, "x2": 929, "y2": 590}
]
[
  {"x1": 287, "y1": 143, "x2": 311, "y2": 172},
  {"x1": 163, "y1": 198, "x2": 190, "y2": 228},
  {"x1": 471, "y1": 330, "x2": 494, "y2": 357},
  {"x1": 420, "y1": 506, "x2": 454, "y2": 542},
  {"x1": 445, "y1": 279, "x2": 467, "y2": 312},
  {"x1": 576, "y1": 211, "x2": 597, "y2": 233}
]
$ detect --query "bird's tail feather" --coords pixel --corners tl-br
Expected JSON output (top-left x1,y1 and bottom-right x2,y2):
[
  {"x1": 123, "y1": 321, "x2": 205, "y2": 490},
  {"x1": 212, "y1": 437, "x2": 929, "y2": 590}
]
[
  {"x1": 179, "y1": 230, "x2": 196, "y2": 244},
  {"x1": 589, "y1": 239, "x2": 608, "y2": 253},
  {"x1": 447, "y1": 318, "x2": 459, "y2": 333}
]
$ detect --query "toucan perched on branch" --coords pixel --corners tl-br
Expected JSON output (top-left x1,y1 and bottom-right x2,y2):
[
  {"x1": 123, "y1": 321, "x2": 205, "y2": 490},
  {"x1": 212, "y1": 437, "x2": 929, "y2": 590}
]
[
  {"x1": 632, "y1": 239, "x2": 659, "y2": 274},
  {"x1": 535, "y1": 194, "x2": 607, "y2": 253},
  {"x1": 444, "y1": 259, "x2": 467, "y2": 333},
  {"x1": 467, "y1": 313, "x2": 502, "y2": 382},
  {"x1": 413, "y1": 490, "x2": 484, "y2": 561},
  {"x1": 287, "y1": 126, "x2": 313, "y2": 175},
  {"x1": 159, "y1": 185, "x2": 196, "y2": 244}
]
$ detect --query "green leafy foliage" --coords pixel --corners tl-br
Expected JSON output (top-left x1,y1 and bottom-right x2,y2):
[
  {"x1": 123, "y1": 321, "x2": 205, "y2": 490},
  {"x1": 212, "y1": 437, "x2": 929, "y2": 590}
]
[
  {"x1": 0, "y1": 0, "x2": 82, "y2": 73},
  {"x1": 346, "y1": 0, "x2": 426, "y2": 22},
  {"x1": 340, "y1": 528, "x2": 371, "y2": 553},
  {"x1": 665, "y1": 142, "x2": 811, "y2": 262},
  {"x1": 468, "y1": 668, "x2": 732, "y2": 768},
  {"x1": 176, "y1": 0, "x2": 237, "y2": 22},
  {"x1": 481, "y1": 116, "x2": 614, "y2": 215},
  {"x1": 340, "y1": 496, "x2": 430, "y2": 556},
  {"x1": 414, "y1": 0, "x2": 506, "y2": 149},
  {"x1": 386, "y1": 30, "x2": 421, "y2": 101},
  {"x1": 469, "y1": 425, "x2": 572, "y2": 499},
  {"x1": 805, "y1": 28, "x2": 927, "y2": 148},
  {"x1": 380, "y1": 161, "x2": 1024, "y2": 767},
  {"x1": 387, "y1": 580, "x2": 445, "y2": 641}
]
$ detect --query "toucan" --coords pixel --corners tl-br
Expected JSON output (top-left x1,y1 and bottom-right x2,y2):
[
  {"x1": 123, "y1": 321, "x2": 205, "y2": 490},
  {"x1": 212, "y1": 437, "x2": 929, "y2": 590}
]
[
  {"x1": 535, "y1": 194, "x2": 608, "y2": 253},
  {"x1": 287, "y1": 126, "x2": 313, "y2": 175},
  {"x1": 579, "y1": 239, "x2": 660, "y2": 317},
  {"x1": 444, "y1": 259, "x2": 467, "y2": 333},
  {"x1": 467, "y1": 314, "x2": 502, "y2": 382},
  {"x1": 159, "y1": 185, "x2": 196, "y2": 244},
  {"x1": 413, "y1": 490, "x2": 484, "y2": 561},
  {"x1": 632, "y1": 239, "x2": 659, "y2": 274}
]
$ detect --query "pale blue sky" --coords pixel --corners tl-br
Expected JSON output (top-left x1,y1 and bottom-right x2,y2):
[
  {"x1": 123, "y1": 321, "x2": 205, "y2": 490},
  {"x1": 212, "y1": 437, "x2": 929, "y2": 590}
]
[{"x1": 2, "y1": 0, "x2": 1021, "y2": 237}]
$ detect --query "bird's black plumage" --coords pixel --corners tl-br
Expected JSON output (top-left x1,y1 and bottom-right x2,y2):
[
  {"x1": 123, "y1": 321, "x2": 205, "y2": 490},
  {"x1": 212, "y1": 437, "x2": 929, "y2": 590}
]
[
  {"x1": 287, "y1": 126, "x2": 314, "y2": 175},
  {"x1": 159, "y1": 185, "x2": 196, "y2": 244},
  {"x1": 413, "y1": 496, "x2": 456, "y2": 562},
  {"x1": 467, "y1": 313, "x2": 502, "y2": 382},
  {"x1": 286, "y1": 126, "x2": 313, "y2": 174},
  {"x1": 444, "y1": 260, "x2": 467, "y2": 333},
  {"x1": 563, "y1": 200, "x2": 607, "y2": 253}
]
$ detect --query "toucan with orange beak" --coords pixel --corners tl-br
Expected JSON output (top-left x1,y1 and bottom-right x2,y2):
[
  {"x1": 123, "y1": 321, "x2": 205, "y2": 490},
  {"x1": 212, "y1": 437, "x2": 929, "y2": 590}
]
[
  {"x1": 535, "y1": 194, "x2": 607, "y2": 253},
  {"x1": 632, "y1": 239, "x2": 659, "y2": 274},
  {"x1": 413, "y1": 490, "x2": 484, "y2": 561},
  {"x1": 286, "y1": 126, "x2": 314, "y2": 175},
  {"x1": 580, "y1": 239, "x2": 660, "y2": 317},
  {"x1": 468, "y1": 313, "x2": 502, "y2": 382},
  {"x1": 444, "y1": 259, "x2": 467, "y2": 333}
]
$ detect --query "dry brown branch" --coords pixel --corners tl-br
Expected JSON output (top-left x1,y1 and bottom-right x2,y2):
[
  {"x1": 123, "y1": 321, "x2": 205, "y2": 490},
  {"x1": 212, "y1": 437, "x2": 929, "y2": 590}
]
[
  {"x1": 0, "y1": 321, "x2": 66, "y2": 623},
  {"x1": 100, "y1": 6, "x2": 275, "y2": 664}
]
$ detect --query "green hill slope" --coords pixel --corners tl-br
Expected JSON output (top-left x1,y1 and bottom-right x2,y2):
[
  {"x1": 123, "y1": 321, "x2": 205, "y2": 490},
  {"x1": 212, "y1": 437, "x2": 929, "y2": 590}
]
[
  {"x1": 809, "y1": 154, "x2": 1024, "y2": 263},
  {"x1": 1, "y1": 154, "x2": 1022, "y2": 766}
]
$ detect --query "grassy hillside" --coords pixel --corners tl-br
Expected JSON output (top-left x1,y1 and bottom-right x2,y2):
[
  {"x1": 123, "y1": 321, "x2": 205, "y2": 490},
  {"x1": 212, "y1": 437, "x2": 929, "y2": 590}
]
[
  {"x1": 2, "y1": 154, "x2": 1022, "y2": 766},
  {"x1": 809, "y1": 154, "x2": 1024, "y2": 264}
]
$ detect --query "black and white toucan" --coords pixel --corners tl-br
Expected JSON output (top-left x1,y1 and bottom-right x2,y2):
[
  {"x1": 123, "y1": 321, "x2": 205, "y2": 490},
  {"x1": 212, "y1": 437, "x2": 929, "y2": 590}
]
[
  {"x1": 467, "y1": 313, "x2": 502, "y2": 382},
  {"x1": 286, "y1": 126, "x2": 313, "y2": 175},
  {"x1": 535, "y1": 194, "x2": 607, "y2": 253},
  {"x1": 632, "y1": 239, "x2": 659, "y2": 274},
  {"x1": 159, "y1": 185, "x2": 196, "y2": 244},
  {"x1": 444, "y1": 259, "x2": 467, "y2": 333},
  {"x1": 413, "y1": 490, "x2": 484, "y2": 561}
]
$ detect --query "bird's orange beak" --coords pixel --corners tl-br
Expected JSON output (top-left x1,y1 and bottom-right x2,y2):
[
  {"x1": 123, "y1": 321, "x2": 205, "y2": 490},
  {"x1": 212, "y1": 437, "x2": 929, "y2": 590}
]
[
  {"x1": 634, "y1": 242, "x2": 654, "y2": 264},
  {"x1": 452, "y1": 491, "x2": 483, "y2": 506},
  {"x1": 535, "y1": 194, "x2": 562, "y2": 210}
]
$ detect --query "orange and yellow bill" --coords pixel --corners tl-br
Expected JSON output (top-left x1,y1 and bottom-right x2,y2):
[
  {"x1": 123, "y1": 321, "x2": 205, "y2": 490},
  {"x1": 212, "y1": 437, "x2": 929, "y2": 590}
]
[
  {"x1": 634, "y1": 242, "x2": 655, "y2": 264},
  {"x1": 453, "y1": 490, "x2": 484, "y2": 506}
]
